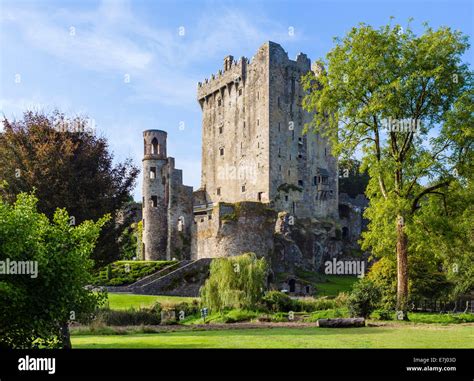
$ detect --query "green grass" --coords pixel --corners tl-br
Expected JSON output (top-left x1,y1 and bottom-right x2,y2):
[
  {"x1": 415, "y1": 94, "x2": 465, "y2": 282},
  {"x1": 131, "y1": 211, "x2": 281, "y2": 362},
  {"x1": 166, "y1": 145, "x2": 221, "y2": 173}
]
[
  {"x1": 106, "y1": 293, "x2": 197, "y2": 310},
  {"x1": 71, "y1": 324, "x2": 474, "y2": 348},
  {"x1": 314, "y1": 275, "x2": 358, "y2": 297}
]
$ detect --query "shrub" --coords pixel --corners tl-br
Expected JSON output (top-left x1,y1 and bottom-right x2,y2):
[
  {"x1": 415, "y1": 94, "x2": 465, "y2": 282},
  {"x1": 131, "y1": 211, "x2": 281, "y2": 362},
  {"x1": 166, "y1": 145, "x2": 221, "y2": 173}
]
[
  {"x1": 261, "y1": 291, "x2": 295, "y2": 312},
  {"x1": 221, "y1": 310, "x2": 258, "y2": 323},
  {"x1": 95, "y1": 308, "x2": 161, "y2": 326},
  {"x1": 200, "y1": 253, "x2": 267, "y2": 311},
  {"x1": 347, "y1": 278, "x2": 381, "y2": 318},
  {"x1": 371, "y1": 309, "x2": 394, "y2": 321}
]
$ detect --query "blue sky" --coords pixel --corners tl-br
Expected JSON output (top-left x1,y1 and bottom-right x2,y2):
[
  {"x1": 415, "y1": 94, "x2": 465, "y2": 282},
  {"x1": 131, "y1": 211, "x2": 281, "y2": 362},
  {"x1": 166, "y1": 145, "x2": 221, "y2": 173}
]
[{"x1": 0, "y1": 0, "x2": 472, "y2": 200}]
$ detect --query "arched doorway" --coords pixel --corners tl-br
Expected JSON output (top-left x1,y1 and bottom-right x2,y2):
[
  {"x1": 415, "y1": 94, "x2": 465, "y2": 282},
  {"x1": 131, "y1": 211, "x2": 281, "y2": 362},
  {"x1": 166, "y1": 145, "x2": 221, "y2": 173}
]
[{"x1": 288, "y1": 278, "x2": 296, "y2": 293}]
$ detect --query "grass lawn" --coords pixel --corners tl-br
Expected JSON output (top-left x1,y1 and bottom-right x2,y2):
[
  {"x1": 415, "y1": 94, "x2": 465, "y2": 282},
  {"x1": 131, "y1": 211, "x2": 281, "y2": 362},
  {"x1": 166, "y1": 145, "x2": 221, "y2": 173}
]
[
  {"x1": 71, "y1": 324, "x2": 474, "y2": 349},
  {"x1": 106, "y1": 293, "x2": 197, "y2": 310},
  {"x1": 315, "y1": 275, "x2": 358, "y2": 297}
]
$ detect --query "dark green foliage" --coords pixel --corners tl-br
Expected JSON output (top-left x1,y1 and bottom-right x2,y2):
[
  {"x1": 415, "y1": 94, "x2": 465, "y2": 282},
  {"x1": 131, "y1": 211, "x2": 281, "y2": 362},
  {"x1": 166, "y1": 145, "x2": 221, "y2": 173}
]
[
  {"x1": 338, "y1": 159, "x2": 369, "y2": 197},
  {"x1": 261, "y1": 291, "x2": 294, "y2": 312},
  {"x1": 348, "y1": 278, "x2": 381, "y2": 318},
  {"x1": 96, "y1": 308, "x2": 161, "y2": 326}
]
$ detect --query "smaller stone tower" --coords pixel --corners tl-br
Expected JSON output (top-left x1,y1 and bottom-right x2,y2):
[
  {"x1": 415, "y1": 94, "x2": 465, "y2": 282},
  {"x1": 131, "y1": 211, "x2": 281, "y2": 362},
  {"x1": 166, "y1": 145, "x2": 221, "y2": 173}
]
[
  {"x1": 142, "y1": 130, "x2": 168, "y2": 260},
  {"x1": 142, "y1": 130, "x2": 194, "y2": 261}
]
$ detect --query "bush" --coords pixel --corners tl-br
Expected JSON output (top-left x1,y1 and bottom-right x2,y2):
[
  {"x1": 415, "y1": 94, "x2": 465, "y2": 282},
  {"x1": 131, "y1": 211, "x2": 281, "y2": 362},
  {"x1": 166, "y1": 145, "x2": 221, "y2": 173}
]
[
  {"x1": 371, "y1": 309, "x2": 394, "y2": 320},
  {"x1": 171, "y1": 300, "x2": 200, "y2": 318},
  {"x1": 348, "y1": 278, "x2": 381, "y2": 318},
  {"x1": 95, "y1": 308, "x2": 161, "y2": 326},
  {"x1": 221, "y1": 310, "x2": 258, "y2": 323},
  {"x1": 262, "y1": 291, "x2": 295, "y2": 312}
]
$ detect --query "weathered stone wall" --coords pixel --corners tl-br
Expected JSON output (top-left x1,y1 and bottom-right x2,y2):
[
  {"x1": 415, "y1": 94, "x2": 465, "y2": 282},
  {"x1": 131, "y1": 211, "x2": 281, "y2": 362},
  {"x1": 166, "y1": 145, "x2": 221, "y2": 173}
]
[
  {"x1": 142, "y1": 130, "x2": 168, "y2": 260},
  {"x1": 197, "y1": 44, "x2": 270, "y2": 205},
  {"x1": 142, "y1": 130, "x2": 193, "y2": 261},
  {"x1": 196, "y1": 41, "x2": 338, "y2": 220},
  {"x1": 268, "y1": 42, "x2": 338, "y2": 219},
  {"x1": 191, "y1": 202, "x2": 276, "y2": 259}
]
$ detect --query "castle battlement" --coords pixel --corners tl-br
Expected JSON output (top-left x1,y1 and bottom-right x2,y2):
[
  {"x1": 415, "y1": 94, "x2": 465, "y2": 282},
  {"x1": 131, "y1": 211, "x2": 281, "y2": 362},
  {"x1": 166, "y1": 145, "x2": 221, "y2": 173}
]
[{"x1": 197, "y1": 56, "x2": 249, "y2": 101}]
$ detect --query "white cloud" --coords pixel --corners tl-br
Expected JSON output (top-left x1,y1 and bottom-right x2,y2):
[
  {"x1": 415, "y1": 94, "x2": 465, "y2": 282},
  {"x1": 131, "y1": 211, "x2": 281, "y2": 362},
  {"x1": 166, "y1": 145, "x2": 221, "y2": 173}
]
[{"x1": 1, "y1": 1, "x2": 300, "y2": 108}]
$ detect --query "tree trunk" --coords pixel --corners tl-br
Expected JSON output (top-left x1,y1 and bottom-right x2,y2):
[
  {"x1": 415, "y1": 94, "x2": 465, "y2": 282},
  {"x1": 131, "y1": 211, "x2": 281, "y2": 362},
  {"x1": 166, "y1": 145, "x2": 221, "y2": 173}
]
[
  {"x1": 396, "y1": 215, "x2": 409, "y2": 320},
  {"x1": 60, "y1": 323, "x2": 72, "y2": 349}
]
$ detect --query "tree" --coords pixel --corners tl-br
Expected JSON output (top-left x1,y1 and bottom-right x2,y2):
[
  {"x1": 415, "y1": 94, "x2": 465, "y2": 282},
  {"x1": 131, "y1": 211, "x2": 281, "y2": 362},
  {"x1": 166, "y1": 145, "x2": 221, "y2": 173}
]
[
  {"x1": 302, "y1": 20, "x2": 472, "y2": 318},
  {"x1": 339, "y1": 158, "x2": 370, "y2": 197},
  {"x1": 0, "y1": 111, "x2": 140, "y2": 266},
  {"x1": 200, "y1": 253, "x2": 268, "y2": 312},
  {"x1": 0, "y1": 192, "x2": 108, "y2": 348}
]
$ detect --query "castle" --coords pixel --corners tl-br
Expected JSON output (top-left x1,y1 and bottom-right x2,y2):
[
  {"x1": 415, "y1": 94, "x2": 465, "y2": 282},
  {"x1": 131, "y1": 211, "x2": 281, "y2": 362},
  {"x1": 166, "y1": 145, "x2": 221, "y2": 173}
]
[{"x1": 142, "y1": 42, "x2": 343, "y2": 269}]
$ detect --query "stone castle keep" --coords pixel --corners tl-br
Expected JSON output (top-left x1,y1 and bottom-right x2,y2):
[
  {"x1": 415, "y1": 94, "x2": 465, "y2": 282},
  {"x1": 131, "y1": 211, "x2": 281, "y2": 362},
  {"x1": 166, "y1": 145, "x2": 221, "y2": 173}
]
[{"x1": 141, "y1": 42, "x2": 359, "y2": 280}]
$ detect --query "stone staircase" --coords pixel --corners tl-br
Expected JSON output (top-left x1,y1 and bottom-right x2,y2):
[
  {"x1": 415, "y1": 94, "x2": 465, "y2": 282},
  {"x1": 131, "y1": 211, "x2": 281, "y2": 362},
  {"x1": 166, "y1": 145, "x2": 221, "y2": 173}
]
[{"x1": 107, "y1": 259, "x2": 211, "y2": 297}]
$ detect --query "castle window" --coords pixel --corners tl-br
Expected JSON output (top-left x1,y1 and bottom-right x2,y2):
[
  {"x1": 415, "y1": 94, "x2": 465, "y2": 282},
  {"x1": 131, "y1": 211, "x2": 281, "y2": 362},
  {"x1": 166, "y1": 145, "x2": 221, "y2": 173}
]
[
  {"x1": 285, "y1": 195, "x2": 289, "y2": 202},
  {"x1": 243, "y1": 121, "x2": 246, "y2": 128},
  {"x1": 241, "y1": 185, "x2": 246, "y2": 192},
  {"x1": 177, "y1": 216, "x2": 185, "y2": 232},
  {"x1": 218, "y1": 99, "x2": 222, "y2": 106},
  {"x1": 150, "y1": 167, "x2": 156, "y2": 179},
  {"x1": 278, "y1": 122, "x2": 281, "y2": 132},
  {"x1": 298, "y1": 137, "x2": 303, "y2": 145},
  {"x1": 277, "y1": 97, "x2": 280, "y2": 108},
  {"x1": 257, "y1": 119, "x2": 259, "y2": 126},
  {"x1": 313, "y1": 176, "x2": 317, "y2": 185},
  {"x1": 292, "y1": 202, "x2": 296, "y2": 214},
  {"x1": 292, "y1": 130, "x2": 295, "y2": 140},
  {"x1": 219, "y1": 148, "x2": 224, "y2": 156},
  {"x1": 151, "y1": 196, "x2": 158, "y2": 208},
  {"x1": 239, "y1": 88, "x2": 242, "y2": 96},
  {"x1": 278, "y1": 147, "x2": 281, "y2": 157},
  {"x1": 208, "y1": 214, "x2": 212, "y2": 220},
  {"x1": 298, "y1": 154, "x2": 303, "y2": 159},
  {"x1": 151, "y1": 138, "x2": 159, "y2": 155},
  {"x1": 162, "y1": 176, "x2": 166, "y2": 185},
  {"x1": 288, "y1": 170, "x2": 291, "y2": 176},
  {"x1": 279, "y1": 165, "x2": 282, "y2": 171},
  {"x1": 217, "y1": 187, "x2": 221, "y2": 196},
  {"x1": 219, "y1": 125, "x2": 223, "y2": 134},
  {"x1": 258, "y1": 192, "x2": 263, "y2": 201},
  {"x1": 257, "y1": 92, "x2": 259, "y2": 100},
  {"x1": 298, "y1": 180, "x2": 303, "y2": 187},
  {"x1": 289, "y1": 154, "x2": 291, "y2": 160},
  {"x1": 144, "y1": 139, "x2": 146, "y2": 155}
]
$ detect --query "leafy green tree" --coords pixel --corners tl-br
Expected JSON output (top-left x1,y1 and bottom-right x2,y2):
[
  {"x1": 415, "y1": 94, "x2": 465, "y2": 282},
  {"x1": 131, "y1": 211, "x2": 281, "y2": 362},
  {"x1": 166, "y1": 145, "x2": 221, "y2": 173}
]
[
  {"x1": 339, "y1": 158, "x2": 370, "y2": 197},
  {"x1": 303, "y1": 20, "x2": 472, "y2": 318},
  {"x1": 0, "y1": 193, "x2": 108, "y2": 348},
  {"x1": 0, "y1": 111, "x2": 139, "y2": 266},
  {"x1": 200, "y1": 253, "x2": 268, "y2": 312}
]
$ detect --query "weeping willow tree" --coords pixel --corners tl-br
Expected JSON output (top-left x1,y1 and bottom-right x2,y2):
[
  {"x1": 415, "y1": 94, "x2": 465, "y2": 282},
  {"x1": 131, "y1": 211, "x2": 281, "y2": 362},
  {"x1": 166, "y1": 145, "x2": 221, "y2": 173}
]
[{"x1": 200, "y1": 253, "x2": 268, "y2": 312}]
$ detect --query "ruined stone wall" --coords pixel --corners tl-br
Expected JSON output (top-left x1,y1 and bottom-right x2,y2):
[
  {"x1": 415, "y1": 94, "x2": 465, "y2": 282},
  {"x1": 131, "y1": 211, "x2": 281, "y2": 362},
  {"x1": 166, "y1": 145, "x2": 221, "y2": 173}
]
[{"x1": 191, "y1": 202, "x2": 276, "y2": 259}]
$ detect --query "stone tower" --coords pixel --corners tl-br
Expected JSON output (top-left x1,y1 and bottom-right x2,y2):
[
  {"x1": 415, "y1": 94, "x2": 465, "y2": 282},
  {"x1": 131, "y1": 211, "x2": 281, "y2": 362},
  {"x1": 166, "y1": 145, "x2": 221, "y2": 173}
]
[
  {"x1": 142, "y1": 130, "x2": 193, "y2": 261},
  {"x1": 195, "y1": 41, "x2": 338, "y2": 219},
  {"x1": 142, "y1": 130, "x2": 168, "y2": 260}
]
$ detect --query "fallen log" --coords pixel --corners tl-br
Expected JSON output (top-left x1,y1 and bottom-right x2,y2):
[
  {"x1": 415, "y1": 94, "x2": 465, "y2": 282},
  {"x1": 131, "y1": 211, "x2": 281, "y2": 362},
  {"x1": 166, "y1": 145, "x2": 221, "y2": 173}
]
[{"x1": 317, "y1": 318, "x2": 365, "y2": 328}]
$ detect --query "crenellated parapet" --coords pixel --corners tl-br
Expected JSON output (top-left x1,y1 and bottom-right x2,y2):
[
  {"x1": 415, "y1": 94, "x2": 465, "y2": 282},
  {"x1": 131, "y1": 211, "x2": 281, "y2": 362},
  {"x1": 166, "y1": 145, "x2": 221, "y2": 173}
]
[{"x1": 197, "y1": 55, "x2": 249, "y2": 103}]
